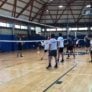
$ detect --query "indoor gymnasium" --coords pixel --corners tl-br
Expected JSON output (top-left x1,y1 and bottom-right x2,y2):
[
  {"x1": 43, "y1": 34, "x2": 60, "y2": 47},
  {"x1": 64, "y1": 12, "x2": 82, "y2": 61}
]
[{"x1": 0, "y1": 0, "x2": 92, "y2": 92}]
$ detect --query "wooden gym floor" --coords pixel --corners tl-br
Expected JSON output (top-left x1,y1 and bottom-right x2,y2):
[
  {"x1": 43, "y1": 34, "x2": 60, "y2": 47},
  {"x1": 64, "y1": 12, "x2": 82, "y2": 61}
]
[{"x1": 0, "y1": 49, "x2": 92, "y2": 92}]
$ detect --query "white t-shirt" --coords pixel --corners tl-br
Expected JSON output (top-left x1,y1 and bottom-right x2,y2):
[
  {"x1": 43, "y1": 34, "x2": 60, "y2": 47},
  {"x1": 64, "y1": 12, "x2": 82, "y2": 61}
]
[
  {"x1": 76, "y1": 39, "x2": 80, "y2": 45},
  {"x1": 90, "y1": 40, "x2": 92, "y2": 50},
  {"x1": 49, "y1": 38, "x2": 57, "y2": 50},
  {"x1": 41, "y1": 40, "x2": 49, "y2": 50},
  {"x1": 57, "y1": 37, "x2": 64, "y2": 48}
]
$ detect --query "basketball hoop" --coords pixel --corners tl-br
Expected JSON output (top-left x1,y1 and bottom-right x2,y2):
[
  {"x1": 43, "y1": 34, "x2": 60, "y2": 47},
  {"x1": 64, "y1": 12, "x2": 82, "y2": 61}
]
[{"x1": 82, "y1": 7, "x2": 92, "y2": 16}]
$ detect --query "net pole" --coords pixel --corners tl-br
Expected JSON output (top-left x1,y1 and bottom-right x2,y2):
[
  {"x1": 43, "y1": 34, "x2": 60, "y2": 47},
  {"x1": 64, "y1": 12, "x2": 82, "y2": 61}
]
[
  {"x1": 75, "y1": 24, "x2": 78, "y2": 40},
  {"x1": 28, "y1": 23, "x2": 31, "y2": 39},
  {"x1": 11, "y1": 22, "x2": 15, "y2": 51}
]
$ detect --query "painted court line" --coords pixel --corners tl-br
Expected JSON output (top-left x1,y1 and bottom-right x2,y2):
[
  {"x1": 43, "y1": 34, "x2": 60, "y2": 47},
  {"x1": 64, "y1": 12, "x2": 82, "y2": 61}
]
[{"x1": 43, "y1": 64, "x2": 77, "y2": 92}]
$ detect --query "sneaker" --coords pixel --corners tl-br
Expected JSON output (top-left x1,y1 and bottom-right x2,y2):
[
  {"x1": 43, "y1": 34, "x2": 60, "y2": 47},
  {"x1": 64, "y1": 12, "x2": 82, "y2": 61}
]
[
  {"x1": 74, "y1": 56, "x2": 75, "y2": 59},
  {"x1": 61, "y1": 59, "x2": 64, "y2": 63},
  {"x1": 66, "y1": 57, "x2": 69, "y2": 59},
  {"x1": 46, "y1": 65, "x2": 51, "y2": 69},
  {"x1": 41, "y1": 57, "x2": 43, "y2": 60},
  {"x1": 57, "y1": 59, "x2": 59, "y2": 63},
  {"x1": 90, "y1": 60, "x2": 92, "y2": 63},
  {"x1": 54, "y1": 64, "x2": 58, "y2": 68}
]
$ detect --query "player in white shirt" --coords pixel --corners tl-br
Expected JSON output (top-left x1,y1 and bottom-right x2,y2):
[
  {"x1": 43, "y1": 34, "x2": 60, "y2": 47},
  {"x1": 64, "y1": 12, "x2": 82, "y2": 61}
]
[
  {"x1": 17, "y1": 36, "x2": 23, "y2": 57},
  {"x1": 89, "y1": 39, "x2": 92, "y2": 62},
  {"x1": 47, "y1": 34, "x2": 58, "y2": 69},
  {"x1": 57, "y1": 33, "x2": 64, "y2": 63},
  {"x1": 76, "y1": 39, "x2": 80, "y2": 47},
  {"x1": 41, "y1": 37, "x2": 50, "y2": 60}
]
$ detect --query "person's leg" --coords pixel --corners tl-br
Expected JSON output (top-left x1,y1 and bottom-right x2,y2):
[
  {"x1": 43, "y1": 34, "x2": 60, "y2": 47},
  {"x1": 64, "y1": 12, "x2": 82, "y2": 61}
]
[
  {"x1": 17, "y1": 50, "x2": 22, "y2": 57},
  {"x1": 47, "y1": 56, "x2": 52, "y2": 69},
  {"x1": 71, "y1": 49, "x2": 75, "y2": 59},
  {"x1": 41, "y1": 50, "x2": 48, "y2": 60},
  {"x1": 61, "y1": 48, "x2": 64, "y2": 62},
  {"x1": 54, "y1": 56, "x2": 58, "y2": 68},
  {"x1": 72, "y1": 47, "x2": 75, "y2": 58},
  {"x1": 47, "y1": 51, "x2": 52, "y2": 69},
  {"x1": 90, "y1": 51, "x2": 92, "y2": 62},
  {"x1": 58, "y1": 48, "x2": 64, "y2": 62},
  {"x1": 57, "y1": 48, "x2": 60, "y2": 62},
  {"x1": 20, "y1": 50, "x2": 23, "y2": 57},
  {"x1": 17, "y1": 50, "x2": 19, "y2": 57},
  {"x1": 67, "y1": 50, "x2": 70, "y2": 59},
  {"x1": 54, "y1": 50, "x2": 58, "y2": 68},
  {"x1": 85, "y1": 43, "x2": 88, "y2": 54},
  {"x1": 61, "y1": 53, "x2": 64, "y2": 62},
  {"x1": 41, "y1": 51, "x2": 46, "y2": 60},
  {"x1": 91, "y1": 54, "x2": 92, "y2": 62}
]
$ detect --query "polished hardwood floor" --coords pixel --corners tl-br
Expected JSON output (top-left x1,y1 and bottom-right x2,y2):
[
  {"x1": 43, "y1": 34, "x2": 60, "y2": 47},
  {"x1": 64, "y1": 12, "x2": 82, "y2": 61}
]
[{"x1": 0, "y1": 49, "x2": 92, "y2": 92}]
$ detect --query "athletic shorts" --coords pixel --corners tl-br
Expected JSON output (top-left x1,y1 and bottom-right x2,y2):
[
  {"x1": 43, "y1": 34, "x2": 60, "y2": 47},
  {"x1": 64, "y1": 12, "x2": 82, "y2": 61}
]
[
  {"x1": 90, "y1": 50, "x2": 92, "y2": 54},
  {"x1": 49, "y1": 50, "x2": 57, "y2": 57},
  {"x1": 85, "y1": 42, "x2": 90, "y2": 47},
  {"x1": 58, "y1": 48, "x2": 64, "y2": 53},
  {"x1": 18, "y1": 46, "x2": 22, "y2": 50},
  {"x1": 86, "y1": 44, "x2": 90, "y2": 47},
  {"x1": 76, "y1": 44, "x2": 78, "y2": 47},
  {"x1": 44, "y1": 50, "x2": 48, "y2": 53},
  {"x1": 67, "y1": 46, "x2": 74, "y2": 51}
]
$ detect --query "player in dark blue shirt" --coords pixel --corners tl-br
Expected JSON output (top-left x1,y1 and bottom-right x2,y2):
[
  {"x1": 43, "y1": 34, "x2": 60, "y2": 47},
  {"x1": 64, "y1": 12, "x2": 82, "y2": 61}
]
[
  {"x1": 17, "y1": 37, "x2": 23, "y2": 57},
  {"x1": 66, "y1": 36, "x2": 75, "y2": 59}
]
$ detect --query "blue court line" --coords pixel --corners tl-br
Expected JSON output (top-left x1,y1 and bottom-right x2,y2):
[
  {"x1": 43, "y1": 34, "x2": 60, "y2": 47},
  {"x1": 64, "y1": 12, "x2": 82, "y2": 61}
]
[{"x1": 43, "y1": 64, "x2": 77, "y2": 92}]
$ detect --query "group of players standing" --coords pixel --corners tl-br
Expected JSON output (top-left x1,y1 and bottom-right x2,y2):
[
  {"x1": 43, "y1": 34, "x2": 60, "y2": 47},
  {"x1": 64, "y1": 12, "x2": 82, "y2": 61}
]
[
  {"x1": 16, "y1": 33, "x2": 92, "y2": 69},
  {"x1": 41, "y1": 33, "x2": 75, "y2": 69}
]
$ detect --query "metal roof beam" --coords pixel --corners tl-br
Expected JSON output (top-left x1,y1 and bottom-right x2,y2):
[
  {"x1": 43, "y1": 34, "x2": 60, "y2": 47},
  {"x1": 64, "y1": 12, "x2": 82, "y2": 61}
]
[
  {"x1": 76, "y1": 0, "x2": 86, "y2": 24},
  {"x1": 16, "y1": 0, "x2": 35, "y2": 18},
  {"x1": 31, "y1": 2, "x2": 48, "y2": 21},
  {"x1": 12, "y1": 0, "x2": 17, "y2": 17},
  {"x1": 55, "y1": 0, "x2": 77, "y2": 23},
  {"x1": 0, "y1": 0, "x2": 7, "y2": 8}
]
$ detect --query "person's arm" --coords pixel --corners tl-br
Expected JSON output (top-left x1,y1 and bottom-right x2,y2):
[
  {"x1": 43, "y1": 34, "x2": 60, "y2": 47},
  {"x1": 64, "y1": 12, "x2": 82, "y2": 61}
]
[
  {"x1": 89, "y1": 40, "x2": 92, "y2": 50},
  {"x1": 41, "y1": 41, "x2": 44, "y2": 46},
  {"x1": 57, "y1": 38, "x2": 60, "y2": 48},
  {"x1": 48, "y1": 40, "x2": 51, "y2": 51},
  {"x1": 49, "y1": 44, "x2": 51, "y2": 51},
  {"x1": 58, "y1": 41, "x2": 60, "y2": 48}
]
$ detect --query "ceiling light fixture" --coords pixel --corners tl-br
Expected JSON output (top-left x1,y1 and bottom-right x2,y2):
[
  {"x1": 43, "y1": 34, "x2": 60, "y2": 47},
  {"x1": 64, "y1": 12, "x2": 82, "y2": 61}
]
[
  {"x1": 49, "y1": 0, "x2": 53, "y2": 2},
  {"x1": 58, "y1": 5, "x2": 63, "y2": 8},
  {"x1": 86, "y1": 4, "x2": 91, "y2": 8},
  {"x1": 46, "y1": 10, "x2": 49, "y2": 12}
]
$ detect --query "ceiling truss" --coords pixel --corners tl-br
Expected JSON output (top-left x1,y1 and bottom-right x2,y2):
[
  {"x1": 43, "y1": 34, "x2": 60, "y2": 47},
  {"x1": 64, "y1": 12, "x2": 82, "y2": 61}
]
[{"x1": 0, "y1": 0, "x2": 91, "y2": 25}]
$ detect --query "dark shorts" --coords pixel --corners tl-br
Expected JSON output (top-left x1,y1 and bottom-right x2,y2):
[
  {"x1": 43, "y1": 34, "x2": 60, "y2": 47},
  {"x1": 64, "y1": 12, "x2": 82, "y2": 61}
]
[
  {"x1": 85, "y1": 42, "x2": 90, "y2": 47},
  {"x1": 67, "y1": 45, "x2": 74, "y2": 51},
  {"x1": 85, "y1": 44, "x2": 90, "y2": 47},
  {"x1": 49, "y1": 50, "x2": 57, "y2": 57},
  {"x1": 58, "y1": 48, "x2": 64, "y2": 53},
  {"x1": 18, "y1": 46, "x2": 22, "y2": 50},
  {"x1": 90, "y1": 50, "x2": 92, "y2": 54},
  {"x1": 44, "y1": 50, "x2": 48, "y2": 53},
  {"x1": 76, "y1": 44, "x2": 79, "y2": 47},
  {"x1": 18, "y1": 43, "x2": 22, "y2": 50}
]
